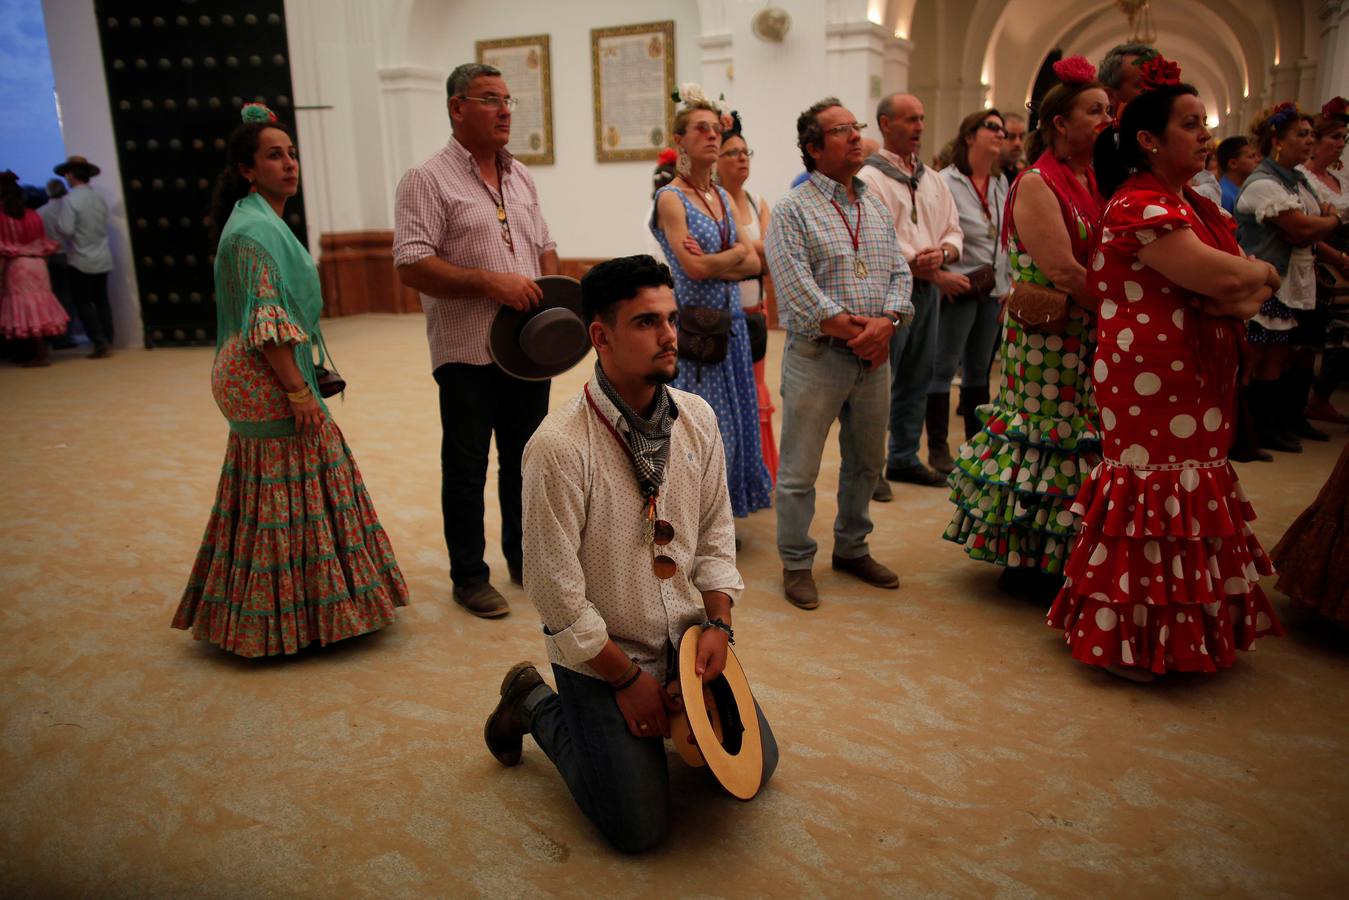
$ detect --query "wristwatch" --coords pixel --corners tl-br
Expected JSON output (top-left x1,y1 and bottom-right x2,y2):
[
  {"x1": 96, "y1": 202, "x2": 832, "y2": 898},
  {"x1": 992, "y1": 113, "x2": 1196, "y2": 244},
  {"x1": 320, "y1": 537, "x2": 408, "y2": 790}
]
[{"x1": 941, "y1": 246, "x2": 954, "y2": 265}]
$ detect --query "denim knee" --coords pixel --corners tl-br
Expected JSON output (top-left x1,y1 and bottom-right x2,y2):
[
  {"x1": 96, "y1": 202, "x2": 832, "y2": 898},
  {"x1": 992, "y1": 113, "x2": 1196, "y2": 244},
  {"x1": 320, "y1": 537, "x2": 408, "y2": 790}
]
[{"x1": 601, "y1": 807, "x2": 670, "y2": 854}]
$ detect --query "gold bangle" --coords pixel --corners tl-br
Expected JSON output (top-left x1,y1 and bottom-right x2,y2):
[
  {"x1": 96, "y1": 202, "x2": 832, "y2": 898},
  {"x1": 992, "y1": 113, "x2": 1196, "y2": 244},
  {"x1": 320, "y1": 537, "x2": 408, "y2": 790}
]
[{"x1": 285, "y1": 386, "x2": 314, "y2": 404}]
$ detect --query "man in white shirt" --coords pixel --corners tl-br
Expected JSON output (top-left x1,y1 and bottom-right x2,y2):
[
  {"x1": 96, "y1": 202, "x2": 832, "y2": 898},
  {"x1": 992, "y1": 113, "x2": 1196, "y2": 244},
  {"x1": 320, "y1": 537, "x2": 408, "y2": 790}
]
[
  {"x1": 53, "y1": 156, "x2": 114, "y2": 358},
  {"x1": 858, "y1": 94, "x2": 964, "y2": 492},
  {"x1": 483, "y1": 254, "x2": 776, "y2": 852}
]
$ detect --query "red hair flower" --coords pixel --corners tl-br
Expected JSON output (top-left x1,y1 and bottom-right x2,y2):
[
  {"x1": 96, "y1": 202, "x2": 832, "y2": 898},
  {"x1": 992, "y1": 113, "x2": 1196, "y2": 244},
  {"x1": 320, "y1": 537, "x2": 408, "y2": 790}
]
[
  {"x1": 1323, "y1": 96, "x2": 1349, "y2": 123},
  {"x1": 1138, "y1": 54, "x2": 1182, "y2": 92},
  {"x1": 1268, "y1": 101, "x2": 1300, "y2": 132},
  {"x1": 1052, "y1": 55, "x2": 1097, "y2": 86},
  {"x1": 657, "y1": 148, "x2": 677, "y2": 166}
]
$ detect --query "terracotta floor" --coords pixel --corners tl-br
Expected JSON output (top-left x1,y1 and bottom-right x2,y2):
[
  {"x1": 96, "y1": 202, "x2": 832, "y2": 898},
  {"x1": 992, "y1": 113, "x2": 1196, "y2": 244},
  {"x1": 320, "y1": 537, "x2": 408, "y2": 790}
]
[{"x1": 2, "y1": 315, "x2": 1347, "y2": 898}]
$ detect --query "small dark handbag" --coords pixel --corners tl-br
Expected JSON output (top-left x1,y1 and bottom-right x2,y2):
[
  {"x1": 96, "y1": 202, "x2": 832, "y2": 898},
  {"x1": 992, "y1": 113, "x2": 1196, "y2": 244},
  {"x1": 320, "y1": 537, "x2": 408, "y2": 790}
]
[
  {"x1": 677, "y1": 306, "x2": 733, "y2": 365},
  {"x1": 954, "y1": 264, "x2": 997, "y2": 301},
  {"x1": 314, "y1": 365, "x2": 346, "y2": 398},
  {"x1": 744, "y1": 311, "x2": 768, "y2": 363},
  {"x1": 1007, "y1": 280, "x2": 1071, "y2": 331}
]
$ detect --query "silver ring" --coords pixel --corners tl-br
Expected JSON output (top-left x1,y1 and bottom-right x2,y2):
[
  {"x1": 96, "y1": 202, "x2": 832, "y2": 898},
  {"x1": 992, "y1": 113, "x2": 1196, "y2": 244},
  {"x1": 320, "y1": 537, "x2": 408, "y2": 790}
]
[{"x1": 639, "y1": 722, "x2": 650, "y2": 732}]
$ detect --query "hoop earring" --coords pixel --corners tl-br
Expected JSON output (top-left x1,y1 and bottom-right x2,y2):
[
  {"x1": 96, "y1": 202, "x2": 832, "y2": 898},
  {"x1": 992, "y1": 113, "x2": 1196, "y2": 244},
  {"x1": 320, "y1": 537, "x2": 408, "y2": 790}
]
[{"x1": 676, "y1": 146, "x2": 692, "y2": 177}]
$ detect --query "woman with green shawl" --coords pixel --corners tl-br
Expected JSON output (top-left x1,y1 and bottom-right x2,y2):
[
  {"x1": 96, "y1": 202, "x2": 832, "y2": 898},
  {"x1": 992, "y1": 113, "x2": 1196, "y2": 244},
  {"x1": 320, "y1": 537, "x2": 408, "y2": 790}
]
[{"x1": 173, "y1": 105, "x2": 408, "y2": 656}]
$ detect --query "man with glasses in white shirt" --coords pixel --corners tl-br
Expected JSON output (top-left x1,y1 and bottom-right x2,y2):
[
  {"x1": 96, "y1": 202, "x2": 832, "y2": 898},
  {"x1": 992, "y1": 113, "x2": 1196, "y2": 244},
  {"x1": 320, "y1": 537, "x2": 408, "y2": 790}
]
[{"x1": 395, "y1": 63, "x2": 560, "y2": 619}]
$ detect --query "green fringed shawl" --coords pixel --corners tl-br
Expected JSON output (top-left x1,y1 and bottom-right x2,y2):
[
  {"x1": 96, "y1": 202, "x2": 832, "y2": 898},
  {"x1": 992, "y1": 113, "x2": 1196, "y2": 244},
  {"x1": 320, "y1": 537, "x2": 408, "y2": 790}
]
[{"x1": 214, "y1": 193, "x2": 332, "y2": 419}]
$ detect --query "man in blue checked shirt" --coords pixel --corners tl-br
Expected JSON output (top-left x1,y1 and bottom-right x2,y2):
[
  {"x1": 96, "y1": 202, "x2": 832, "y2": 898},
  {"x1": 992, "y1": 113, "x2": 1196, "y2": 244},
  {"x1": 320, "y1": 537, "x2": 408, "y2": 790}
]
[{"x1": 765, "y1": 98, "x2": 914, "y2": 612}]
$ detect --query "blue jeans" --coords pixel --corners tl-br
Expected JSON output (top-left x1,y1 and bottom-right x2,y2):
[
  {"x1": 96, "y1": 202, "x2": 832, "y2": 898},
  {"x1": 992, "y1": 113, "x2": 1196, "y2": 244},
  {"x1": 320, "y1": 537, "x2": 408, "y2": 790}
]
[
  {"x1": 887, "y1": 279, "x2": 940, "y2": 468},
  {"x1": 530, "y1": 664, "x2": 779, "y2": 853},
  {"x1": 776, "y1": 334, "x2": 890, "y2": 568},
  {"x1": 929, "y1": 292, "x2": 1002, "y2": 394}
]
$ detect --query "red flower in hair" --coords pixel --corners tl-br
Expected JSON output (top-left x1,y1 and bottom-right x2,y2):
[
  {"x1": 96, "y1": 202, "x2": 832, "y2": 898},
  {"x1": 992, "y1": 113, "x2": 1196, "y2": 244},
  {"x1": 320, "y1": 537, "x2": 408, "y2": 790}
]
[
  {"x1": 1324, "y1": 96, "x2": 1349, "y2": 122},
  {"x1": 1138, "y1": 54, "x2": 1182, "y2": 92},
  {"x1": 1052, "y1": 55, "x2": 1097, "y2": 86},
  {"x1": 657, "y1": 148, "x2": 677, "y2": 166}
]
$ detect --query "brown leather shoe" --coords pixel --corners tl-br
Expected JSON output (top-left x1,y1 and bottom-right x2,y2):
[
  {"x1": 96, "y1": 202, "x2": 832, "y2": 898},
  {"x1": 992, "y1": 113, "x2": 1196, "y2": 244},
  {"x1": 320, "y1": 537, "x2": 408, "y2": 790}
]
[
  {"x1": 453, "y1": 580, "x2": 509, "y2": 618},
  {"x1": 783, "y1": 568, "x2": 820, "y2": 610},
  {"x1": 872, "y1": 475, "x2": 893, "y2": 503},
  {"x1": 885, "y1": 463, "x2": 947, "y2": 487},
  {"x1": 831, "y1": 553, "x2": 899, "y2": 589},
  {"x1": 484, "y1": 661, "x2": 546, "y2": 766}
]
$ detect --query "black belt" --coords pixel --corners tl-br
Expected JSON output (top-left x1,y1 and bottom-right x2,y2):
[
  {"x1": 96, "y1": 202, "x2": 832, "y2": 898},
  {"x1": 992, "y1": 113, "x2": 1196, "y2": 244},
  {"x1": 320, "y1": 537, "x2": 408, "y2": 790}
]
[{"x1": 813, "y1": 335, "x2": 872, "y2": 368}]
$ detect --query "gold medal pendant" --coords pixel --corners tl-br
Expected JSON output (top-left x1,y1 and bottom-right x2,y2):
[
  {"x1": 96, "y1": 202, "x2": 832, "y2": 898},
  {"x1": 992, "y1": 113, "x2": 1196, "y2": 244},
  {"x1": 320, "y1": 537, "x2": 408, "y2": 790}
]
[
  {"x1": 497, "y1": 205, "x2": 507, "y2": 222},
  {"x1": 988, "y1": 222, "x2": 997, "y2": 241},
  {"x1": 854, "y1": 255, "x2": 869, "y2": 279}
]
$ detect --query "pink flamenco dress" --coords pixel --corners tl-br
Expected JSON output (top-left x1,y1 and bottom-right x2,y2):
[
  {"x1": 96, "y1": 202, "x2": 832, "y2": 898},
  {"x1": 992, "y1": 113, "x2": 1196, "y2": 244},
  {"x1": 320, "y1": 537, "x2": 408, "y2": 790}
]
[
  {"x1": 1048, "y1": 174, "x2": 1283, "y2": 675},
  {"x1": 172, "y1": 193, "x2": 409, "y2": 657},
  {"x1": 0, "y1": 209, "x2": 69, "y2": 341}
]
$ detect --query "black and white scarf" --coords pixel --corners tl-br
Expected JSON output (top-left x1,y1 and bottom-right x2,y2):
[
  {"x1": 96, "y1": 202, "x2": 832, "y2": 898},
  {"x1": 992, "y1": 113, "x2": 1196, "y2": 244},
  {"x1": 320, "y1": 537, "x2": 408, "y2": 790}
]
[{"x1": 594, "y1": 363, "x2": 675, "y2": 498}]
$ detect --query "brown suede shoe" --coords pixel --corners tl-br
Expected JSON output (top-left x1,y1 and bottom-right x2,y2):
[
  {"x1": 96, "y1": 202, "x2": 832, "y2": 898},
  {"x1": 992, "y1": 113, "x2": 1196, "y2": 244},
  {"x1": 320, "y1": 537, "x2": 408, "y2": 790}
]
[
  {"x1": 453, "y1": 581, "x2": 509, "y2": 618},
  {"x1": 783, "y1": 568, "x2": 820, "y2": 610},
  {"x1": 484, "y1": 661, "x2": 546, "y2": 766},
  {"x1": 831, "y1": 553, "x2": 899, "y2": 589}
]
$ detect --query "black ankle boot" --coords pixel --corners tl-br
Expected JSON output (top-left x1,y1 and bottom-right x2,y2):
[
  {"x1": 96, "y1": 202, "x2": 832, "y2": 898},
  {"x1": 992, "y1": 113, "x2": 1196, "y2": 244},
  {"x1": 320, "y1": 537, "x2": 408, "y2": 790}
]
[{"x1": 1281, "y1": 369, "x2": 1330, "y2": 441}]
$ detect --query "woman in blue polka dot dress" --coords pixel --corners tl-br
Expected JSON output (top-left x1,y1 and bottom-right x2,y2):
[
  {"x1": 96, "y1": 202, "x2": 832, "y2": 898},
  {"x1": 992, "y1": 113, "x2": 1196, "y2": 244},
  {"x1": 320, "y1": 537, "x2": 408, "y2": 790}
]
[{"x1": 652, "y1": 96, "x2": 772, "y2": 519}]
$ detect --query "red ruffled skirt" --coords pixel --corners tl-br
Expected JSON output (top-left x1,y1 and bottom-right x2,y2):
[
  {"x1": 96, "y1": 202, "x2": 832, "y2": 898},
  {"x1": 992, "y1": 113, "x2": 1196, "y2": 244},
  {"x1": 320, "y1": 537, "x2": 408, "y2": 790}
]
[{"x1": 1047, "y1": 460, "x2": 1283, "y2": 674}]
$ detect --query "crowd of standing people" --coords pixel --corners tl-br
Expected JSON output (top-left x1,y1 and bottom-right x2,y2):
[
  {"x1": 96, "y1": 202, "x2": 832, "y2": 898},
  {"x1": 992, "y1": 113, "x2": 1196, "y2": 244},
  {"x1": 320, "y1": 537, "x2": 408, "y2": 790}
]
[{"x1": 146, "y1": 46, "x2": 1349, "y2": 854}]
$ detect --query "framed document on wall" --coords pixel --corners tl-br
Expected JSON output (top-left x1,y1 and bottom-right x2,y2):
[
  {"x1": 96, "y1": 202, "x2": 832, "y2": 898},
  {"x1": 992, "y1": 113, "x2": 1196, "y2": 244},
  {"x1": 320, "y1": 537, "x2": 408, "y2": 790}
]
[
  {"x1": 476, "y1": 34, "x2": 554, "y2": 165},
  {"x1": 590, "y1": 20, "x2": 675, "y2": 162}
]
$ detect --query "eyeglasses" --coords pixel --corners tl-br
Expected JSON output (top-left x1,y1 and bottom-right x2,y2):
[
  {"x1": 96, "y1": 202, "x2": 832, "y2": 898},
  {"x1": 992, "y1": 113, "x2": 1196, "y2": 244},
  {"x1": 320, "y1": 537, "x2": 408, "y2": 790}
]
[
  {"x1": 685, "y1": 121, "x2": 720, "y2": 136},
  {"x1": 459, "y1": 94, "x2": 517, "y2": 111},
  {"x1": 825, "y1": 122, "x2": 867, "y2": 137},
  {"x1": 650, "y1": 517, "x2": 676, "y2": 579},
  {"x1": 980, "y1": 121, "x2": 1007, "y2": 135},
  {"x1": 719, "y1": 148, "x2": 754, "y2": 159}
]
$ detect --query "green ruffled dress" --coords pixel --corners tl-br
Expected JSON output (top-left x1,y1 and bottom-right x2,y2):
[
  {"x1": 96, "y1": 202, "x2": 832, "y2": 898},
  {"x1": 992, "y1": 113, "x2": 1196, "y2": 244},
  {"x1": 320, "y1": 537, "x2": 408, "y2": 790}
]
[
  {"x1": 943, "y1": 222, "x2": 1103, "y2": 575},
  {"x1": 172, "y1": 193, "x2": 408, "y2": 656}
]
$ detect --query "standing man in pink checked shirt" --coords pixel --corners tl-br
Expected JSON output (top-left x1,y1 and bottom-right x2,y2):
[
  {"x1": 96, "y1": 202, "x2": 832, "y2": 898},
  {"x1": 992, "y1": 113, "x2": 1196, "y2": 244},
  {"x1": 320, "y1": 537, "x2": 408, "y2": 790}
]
[{"x1": 394, "y1": 63, "x2": 560, "y2": 619}]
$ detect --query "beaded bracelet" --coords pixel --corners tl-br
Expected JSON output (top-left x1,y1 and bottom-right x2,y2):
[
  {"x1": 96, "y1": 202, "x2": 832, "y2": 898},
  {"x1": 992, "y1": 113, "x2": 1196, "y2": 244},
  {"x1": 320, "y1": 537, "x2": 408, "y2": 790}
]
[{"x1": 701, "y1": 617, "x2": 735, "y2": 645}]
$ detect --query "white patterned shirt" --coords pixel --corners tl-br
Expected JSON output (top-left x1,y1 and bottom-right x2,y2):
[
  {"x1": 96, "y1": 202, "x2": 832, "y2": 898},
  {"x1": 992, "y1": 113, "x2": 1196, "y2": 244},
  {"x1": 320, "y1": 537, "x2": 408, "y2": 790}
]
[
  {"x1": 393, "y1": 137, "x2": 555, "y2": 369},
  {"x1": 521, "y1": 376, "x2": 743, "y2": 682}
]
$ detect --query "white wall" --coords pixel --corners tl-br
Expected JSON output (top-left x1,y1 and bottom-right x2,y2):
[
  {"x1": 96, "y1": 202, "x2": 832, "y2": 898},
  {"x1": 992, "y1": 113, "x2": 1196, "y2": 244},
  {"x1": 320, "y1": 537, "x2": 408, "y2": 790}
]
[{"x1": 42, "y1": 0, "x2": 142, "y2": 348}]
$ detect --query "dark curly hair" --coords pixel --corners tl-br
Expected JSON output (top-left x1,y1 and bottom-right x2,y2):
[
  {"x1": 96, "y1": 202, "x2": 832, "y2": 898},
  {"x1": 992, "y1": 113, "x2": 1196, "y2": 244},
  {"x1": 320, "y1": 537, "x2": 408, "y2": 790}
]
[
  {"x1": 796, "y1": 97, "x2": 842, "y2": 172},
  {"x1": 581, "y1": 254, "x2": 675, "y2": 324}
]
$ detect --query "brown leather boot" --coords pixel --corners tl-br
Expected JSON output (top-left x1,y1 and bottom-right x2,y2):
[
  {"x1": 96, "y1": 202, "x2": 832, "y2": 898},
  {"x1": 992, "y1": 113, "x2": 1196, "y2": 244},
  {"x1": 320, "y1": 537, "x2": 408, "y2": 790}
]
[{"x1": 926, "y1": 392, "x2": 955, "y2": 475}]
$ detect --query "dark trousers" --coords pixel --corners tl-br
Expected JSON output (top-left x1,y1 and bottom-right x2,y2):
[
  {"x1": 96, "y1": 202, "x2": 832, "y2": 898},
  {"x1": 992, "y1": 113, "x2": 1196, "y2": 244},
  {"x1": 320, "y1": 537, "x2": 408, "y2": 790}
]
[
  {"x1": 887, "y1": 279, "x2": 940, "y2": 468},
  {"x1": 433, "y1": 362, "x2": 549, "y2": 586},
  {"x1": 68, "y1": 269, "x2": 113, "y2": 348},
  {"x1": 530, "y1": 664, "x2": 779, "y2": 854}
]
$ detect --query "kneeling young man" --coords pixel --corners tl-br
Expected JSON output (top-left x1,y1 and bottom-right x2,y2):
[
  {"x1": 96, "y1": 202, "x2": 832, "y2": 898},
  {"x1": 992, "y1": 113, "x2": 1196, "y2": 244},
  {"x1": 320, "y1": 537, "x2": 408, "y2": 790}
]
[{"x1": 483, "y1": 255, "x2": 777, "y2": 852}]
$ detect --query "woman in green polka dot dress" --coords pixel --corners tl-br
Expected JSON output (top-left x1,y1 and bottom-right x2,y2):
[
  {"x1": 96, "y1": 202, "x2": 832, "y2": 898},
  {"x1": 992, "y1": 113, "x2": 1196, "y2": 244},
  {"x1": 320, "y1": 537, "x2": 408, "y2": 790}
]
[{"x1": 943, "y1": 60, "x2": 1111, "y2": 597}]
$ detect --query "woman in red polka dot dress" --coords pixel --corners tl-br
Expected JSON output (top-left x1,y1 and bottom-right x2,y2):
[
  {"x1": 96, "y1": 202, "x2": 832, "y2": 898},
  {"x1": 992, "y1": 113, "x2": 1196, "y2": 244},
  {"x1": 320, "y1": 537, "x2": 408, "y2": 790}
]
[{"x1": 1047, "y1": 60, "x2": 1285, "y2": 681}]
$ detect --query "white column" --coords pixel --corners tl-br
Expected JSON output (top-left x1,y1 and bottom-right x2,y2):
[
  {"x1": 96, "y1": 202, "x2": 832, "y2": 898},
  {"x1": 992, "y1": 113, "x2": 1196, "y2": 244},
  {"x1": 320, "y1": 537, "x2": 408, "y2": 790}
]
[
  {"x1": 698, "y1": 31, "x2": 734, "y2": 101},
  {"x1": 824, "y1": 18, "x2": 891, "y2": 125},
  {"x1": 1268, "y1": 62, "x2": 1300, "y2": 105},
  {"x1": 376, "y1": 66, "x2": 445, "y2": 204},
  {"x1": 883, "y1": 36, "x2": 913, "y2": 95},
  {"x1": 42, "y1": 0, "x2": 143, "y2": 347},
  {"x1": 1296, "y1": 57, "x2": 1319, "y2": 109},
  {"x1": 1317, "y1": 1, "x2": 1349, "y2": 102}
]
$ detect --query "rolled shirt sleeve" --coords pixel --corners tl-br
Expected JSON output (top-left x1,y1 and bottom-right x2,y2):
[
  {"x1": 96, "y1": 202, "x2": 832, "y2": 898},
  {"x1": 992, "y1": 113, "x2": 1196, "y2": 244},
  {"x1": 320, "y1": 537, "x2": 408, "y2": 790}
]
[
  {"x1": 521, "y1": 428, "x2": 611, "y2": 666},
  {"x1": 392, "y1": 167, "x2": 445, "y2": 268}
]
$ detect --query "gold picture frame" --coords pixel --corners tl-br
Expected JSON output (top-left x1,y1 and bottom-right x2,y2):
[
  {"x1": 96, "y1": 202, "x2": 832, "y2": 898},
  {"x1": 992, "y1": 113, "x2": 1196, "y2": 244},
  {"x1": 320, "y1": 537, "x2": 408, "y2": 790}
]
[
  {"x1": 590, "y1": 20, "x2": 675, "y2": 162},
  {"x1": 476, "y1": 34, "x2": 554, "y2": 166}
]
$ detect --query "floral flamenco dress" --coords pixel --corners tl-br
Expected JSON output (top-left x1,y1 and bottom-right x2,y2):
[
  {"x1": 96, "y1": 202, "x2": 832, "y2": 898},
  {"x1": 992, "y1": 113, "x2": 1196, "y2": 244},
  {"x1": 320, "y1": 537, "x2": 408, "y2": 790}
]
[
  {"x1": 944, "y1": 155, "x2": 1103, "y2": 575},
  {"x1": 172, "y1": 193, "x2": 408, "y2": 657},
  {"x1": 1047, "y1": 176, "x2": 1282, "y2": 674}
]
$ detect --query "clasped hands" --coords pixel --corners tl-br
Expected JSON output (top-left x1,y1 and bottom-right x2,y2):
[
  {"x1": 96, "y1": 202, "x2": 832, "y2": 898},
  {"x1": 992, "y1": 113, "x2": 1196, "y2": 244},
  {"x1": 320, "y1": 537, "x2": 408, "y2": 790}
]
[{"x1": 821, "y1": 312, "x2": 894, "y2": 366}]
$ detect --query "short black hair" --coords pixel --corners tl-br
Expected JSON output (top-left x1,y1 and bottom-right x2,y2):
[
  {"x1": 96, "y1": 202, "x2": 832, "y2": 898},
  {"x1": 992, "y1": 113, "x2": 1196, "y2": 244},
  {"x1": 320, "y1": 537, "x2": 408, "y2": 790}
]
[
  {"x1": 580, "y1": 255, "x2": 674, "y2": 323},
  {"x1": 1216, "y1": 135, "x2": 1250, "y2": 172}
]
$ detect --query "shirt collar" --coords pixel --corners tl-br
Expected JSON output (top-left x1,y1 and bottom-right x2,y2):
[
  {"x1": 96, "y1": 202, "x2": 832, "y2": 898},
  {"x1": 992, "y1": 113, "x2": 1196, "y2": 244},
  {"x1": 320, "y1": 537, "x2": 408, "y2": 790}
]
[
  {"x1": 807, "y1": 170, "x2": 867, "y2": 204},
  {"x1": 448, "y1": 135, "x2": 514, "y2": 176}
]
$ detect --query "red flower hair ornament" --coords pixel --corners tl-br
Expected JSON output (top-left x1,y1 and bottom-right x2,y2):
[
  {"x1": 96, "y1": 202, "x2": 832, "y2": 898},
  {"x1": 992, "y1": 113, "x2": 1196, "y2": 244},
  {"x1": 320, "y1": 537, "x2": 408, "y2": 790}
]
[
  {"x1": 657, "y1": 148, "x2": 677, "y2": 166},
  {"x1": 1052, "y1": 55, "x2": 1097, "y2": 86},
  {"x1": 1267, "y1": 101, "x2": 1300, "y2": 133},
  {"x1": 1138, "y1": 54, "x2": 1182, "y2": 92},
  {"x1": 1323, "y1": 96, "x2": 1349, "y2": 123}
]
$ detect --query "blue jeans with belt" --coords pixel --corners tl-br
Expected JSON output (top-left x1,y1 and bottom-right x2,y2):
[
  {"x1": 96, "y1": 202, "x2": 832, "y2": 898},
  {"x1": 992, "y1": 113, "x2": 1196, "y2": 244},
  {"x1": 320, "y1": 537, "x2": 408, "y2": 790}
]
[
  {"x1": 776, "y1": 333, "x2": 890, "y2": 568},
  {"x1": 887, "y1": 279, "x2": 940, "y2": 468},
  {"x1": 529, "y1": 663, "x2": 779, "y2": 853},
  {"x1": 929, "y1": 292, "x2": 1002, "y2": 394}
]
